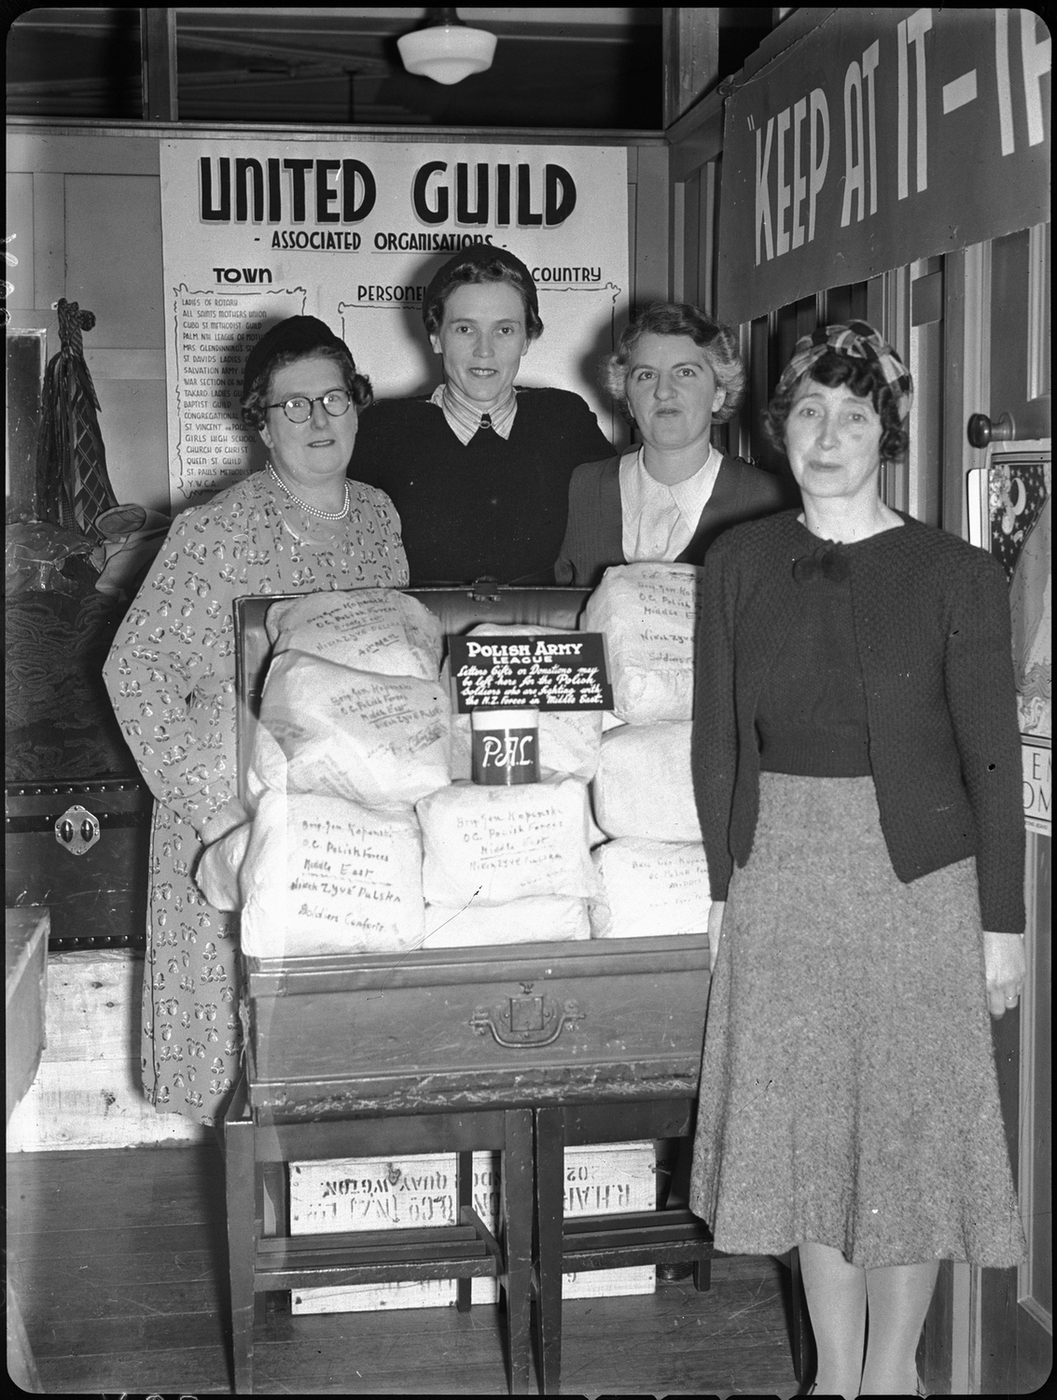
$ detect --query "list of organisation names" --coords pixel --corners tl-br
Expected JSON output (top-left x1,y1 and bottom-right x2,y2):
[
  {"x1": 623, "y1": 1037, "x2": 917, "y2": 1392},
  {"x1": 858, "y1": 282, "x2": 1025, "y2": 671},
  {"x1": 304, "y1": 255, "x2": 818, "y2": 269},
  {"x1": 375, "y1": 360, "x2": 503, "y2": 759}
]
[{"x1": 174, "y1": 287, "x2": 301, "y2": 501}]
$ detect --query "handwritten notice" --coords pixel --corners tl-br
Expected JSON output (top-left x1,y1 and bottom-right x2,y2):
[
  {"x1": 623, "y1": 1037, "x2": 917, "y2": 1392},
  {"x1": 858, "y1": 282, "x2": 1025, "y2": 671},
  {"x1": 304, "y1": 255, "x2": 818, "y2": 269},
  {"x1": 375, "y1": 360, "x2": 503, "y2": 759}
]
[{"x1": 448, "y1": 633, "x2": 612, "y2": 713}]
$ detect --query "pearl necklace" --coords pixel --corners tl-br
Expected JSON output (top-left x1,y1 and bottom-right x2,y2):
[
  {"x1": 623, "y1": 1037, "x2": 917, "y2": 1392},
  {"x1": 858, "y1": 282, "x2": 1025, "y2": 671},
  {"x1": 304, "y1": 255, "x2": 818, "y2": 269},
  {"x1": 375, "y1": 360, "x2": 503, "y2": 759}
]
[{"x1": 267, "y1": 463, "x2": 350, "y2": 521}]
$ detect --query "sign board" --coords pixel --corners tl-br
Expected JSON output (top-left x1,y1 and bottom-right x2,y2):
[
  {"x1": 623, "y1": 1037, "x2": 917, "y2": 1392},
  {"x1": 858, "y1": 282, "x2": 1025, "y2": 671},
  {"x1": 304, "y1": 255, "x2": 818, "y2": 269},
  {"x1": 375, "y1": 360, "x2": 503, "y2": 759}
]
[
  {"x1": 448, "y1": 632, "x2": 612, "y2": 712},
  {"x1": 719, "y1": 8, "x2": 1051, "y2": 325},
  {"x1": 159, "y1": 139, "x2": 629, "y2": 508}
]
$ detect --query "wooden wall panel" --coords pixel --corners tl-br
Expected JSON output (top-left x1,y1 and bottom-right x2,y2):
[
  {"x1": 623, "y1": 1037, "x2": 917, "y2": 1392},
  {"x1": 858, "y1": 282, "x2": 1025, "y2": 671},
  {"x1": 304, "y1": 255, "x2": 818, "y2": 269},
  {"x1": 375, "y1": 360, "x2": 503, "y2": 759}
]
[
  {"x1": 627, "y1": 142, "x2": 669, "y2": 305},
  {"x1": 92, "y1": 377, "x2": 170, "y2": 513},
  {"x1": 33, "y1": 171, "x2": 67, "y2": 339},
  {"x1": 5, "y1": 171, "x2": 35, "y2": 315},
  {"x1": 65, "y1": 173, "x2": 165, "y2": 348}
]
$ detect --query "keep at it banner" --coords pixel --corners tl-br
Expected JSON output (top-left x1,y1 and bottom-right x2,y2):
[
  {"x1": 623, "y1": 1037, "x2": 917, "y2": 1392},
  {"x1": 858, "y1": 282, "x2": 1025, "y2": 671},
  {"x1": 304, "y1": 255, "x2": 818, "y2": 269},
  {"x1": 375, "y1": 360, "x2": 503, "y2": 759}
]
[{"x1": 719, "y1": 7, "x2": 1051, "y2": 325}]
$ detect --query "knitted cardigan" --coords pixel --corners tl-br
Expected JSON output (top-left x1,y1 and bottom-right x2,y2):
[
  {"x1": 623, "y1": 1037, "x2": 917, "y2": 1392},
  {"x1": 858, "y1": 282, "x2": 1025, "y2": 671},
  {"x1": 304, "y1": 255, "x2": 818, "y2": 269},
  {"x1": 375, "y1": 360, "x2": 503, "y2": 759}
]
[
  {"x1": 692, "y1": 509, "x2": 1026, "y2": 934},
  {"x1": 553, "y1": 451, "x2": 789, "y2": 587}
]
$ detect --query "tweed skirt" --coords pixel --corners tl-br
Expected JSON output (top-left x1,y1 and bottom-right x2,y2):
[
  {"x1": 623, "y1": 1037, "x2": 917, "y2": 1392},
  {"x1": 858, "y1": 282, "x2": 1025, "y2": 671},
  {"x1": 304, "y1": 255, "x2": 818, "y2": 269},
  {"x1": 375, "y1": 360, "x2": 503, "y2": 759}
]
[{"x1": 689, "y1": 773, "x2": 1026, "y2": 1269}]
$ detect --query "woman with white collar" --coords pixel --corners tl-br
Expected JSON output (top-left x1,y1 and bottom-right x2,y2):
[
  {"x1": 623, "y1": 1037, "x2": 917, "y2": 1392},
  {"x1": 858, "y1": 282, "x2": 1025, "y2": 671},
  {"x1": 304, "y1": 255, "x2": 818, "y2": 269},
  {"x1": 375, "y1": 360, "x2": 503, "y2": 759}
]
[
  {"x1": 555, "y1": 302, "x2": 789, "y2": 586},
  {"x1": 353, "y1": 243, "x2": 612, "y2": 586}
]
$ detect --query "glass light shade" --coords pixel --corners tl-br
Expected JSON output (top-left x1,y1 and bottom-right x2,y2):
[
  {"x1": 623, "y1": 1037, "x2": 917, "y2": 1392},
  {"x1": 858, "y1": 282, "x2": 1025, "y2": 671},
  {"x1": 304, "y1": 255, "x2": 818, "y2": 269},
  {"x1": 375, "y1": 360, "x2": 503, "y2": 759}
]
[{"x1": 397, "y1": 25, "x2": 497, "y2": 85}]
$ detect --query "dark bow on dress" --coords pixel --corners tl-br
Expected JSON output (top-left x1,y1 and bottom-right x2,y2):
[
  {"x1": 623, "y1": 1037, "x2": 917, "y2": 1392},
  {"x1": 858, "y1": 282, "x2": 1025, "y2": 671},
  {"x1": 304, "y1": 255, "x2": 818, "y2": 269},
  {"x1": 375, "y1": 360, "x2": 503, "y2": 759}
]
[{"x1": 792, "y1": 544, "x2": 851, "y2": 584}]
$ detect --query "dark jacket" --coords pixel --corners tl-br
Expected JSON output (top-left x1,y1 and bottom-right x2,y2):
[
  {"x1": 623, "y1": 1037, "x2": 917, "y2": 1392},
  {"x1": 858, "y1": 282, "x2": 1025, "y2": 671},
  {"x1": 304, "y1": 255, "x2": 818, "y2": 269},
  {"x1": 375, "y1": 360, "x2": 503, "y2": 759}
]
[
  {"x1": 553, "y1": 451, "x2": 789, "y2": 587},
  {"x1": 691, "y1": 509, "x2": 1026, "y2": 934}
]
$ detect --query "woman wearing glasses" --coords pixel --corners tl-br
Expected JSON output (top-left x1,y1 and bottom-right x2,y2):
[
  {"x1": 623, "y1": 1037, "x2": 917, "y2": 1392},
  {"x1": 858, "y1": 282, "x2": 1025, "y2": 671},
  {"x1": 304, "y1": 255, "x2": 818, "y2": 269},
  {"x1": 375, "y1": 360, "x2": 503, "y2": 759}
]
[{"x1": 104, "y1": 316, "x2": 407, "y2": 1125}]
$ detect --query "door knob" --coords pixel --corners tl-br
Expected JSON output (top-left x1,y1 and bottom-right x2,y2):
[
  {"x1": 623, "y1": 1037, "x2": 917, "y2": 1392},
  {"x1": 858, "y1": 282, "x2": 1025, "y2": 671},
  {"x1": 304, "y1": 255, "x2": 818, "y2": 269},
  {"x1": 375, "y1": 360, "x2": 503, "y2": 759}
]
[{"x1": 967, "y1": 412, "x2": 1015, "y2": 448}]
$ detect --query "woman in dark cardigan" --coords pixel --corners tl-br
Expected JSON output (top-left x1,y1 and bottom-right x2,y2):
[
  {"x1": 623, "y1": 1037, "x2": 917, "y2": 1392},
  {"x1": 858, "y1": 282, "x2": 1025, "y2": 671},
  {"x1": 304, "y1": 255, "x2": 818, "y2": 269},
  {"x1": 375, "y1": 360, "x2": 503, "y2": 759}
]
[
  {"x1": 352, "y1": 244, "x2": 612, "y2": 585},
  {"x1": 689, "y1": 322, "x2": 1026, "y2": 1396},
  {"x1": 554, "y1": 303, "x2": 789, "y2": 586}
]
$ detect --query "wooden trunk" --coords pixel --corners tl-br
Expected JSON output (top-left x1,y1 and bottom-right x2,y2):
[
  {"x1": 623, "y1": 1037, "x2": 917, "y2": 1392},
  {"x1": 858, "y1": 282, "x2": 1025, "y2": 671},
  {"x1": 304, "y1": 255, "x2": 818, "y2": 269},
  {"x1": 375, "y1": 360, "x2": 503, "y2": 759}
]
[
  {"x1": 5, "y1": 779, "x2": 152, "y2": 950},
  {"x1": 246, "y1": 933, "x2": 708, "y2": 1120}
]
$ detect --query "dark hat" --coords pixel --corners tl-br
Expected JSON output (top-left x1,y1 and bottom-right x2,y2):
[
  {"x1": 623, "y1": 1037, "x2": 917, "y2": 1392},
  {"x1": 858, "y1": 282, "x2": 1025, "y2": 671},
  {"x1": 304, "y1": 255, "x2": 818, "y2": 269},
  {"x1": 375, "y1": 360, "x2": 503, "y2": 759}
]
[
  {"x1": 423, "y1": 244, "x2": 539, "y2": 327},
  {"x1": 242, "y1": 315, "x2": 350, "y2": 397}
]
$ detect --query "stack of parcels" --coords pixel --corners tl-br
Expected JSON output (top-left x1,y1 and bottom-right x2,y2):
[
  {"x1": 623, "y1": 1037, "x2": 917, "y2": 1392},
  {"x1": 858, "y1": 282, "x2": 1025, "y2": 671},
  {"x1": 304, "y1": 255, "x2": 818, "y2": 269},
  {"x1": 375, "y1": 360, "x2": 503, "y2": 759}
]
[
  {"x1": 196, "y1": 594, "x2": 600, "y2": 957},
  {"x1": 197, "y1": 574, "x2": 712, "y2": 952},
  {"x1": 583, "y1": 563, "x2": 712, "y2": 939}
]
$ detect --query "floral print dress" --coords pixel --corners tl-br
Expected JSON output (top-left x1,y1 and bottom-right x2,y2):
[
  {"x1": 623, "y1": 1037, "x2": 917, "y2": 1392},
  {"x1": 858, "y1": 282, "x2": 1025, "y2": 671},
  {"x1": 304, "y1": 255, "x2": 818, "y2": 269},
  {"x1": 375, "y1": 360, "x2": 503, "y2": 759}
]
[{"x1": 103, "y1": 471, "x2": 408, "y2": 1123}]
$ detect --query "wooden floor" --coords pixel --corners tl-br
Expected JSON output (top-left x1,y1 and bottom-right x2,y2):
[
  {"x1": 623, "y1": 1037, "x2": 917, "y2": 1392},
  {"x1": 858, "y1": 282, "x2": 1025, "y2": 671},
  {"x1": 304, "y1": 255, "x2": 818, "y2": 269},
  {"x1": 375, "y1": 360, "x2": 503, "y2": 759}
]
[{"x1": 8, "y1": 1144, "x2": 806, "y2": 1396}]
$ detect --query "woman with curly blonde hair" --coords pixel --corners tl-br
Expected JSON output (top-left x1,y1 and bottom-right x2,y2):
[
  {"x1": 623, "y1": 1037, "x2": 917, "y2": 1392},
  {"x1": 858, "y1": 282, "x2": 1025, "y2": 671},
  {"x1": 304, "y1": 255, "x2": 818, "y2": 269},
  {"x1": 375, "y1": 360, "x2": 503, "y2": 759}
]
[{"x1": 554, "y1": 302, "x2": 788, "y2": 586}]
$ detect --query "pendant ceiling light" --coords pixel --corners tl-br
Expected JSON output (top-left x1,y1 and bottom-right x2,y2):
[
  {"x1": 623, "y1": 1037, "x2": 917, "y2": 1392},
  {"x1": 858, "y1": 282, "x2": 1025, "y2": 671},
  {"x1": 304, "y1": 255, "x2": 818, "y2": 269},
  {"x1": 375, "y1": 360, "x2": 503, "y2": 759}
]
[{"x1": 397, "y1": 7, "x2": 497, "y2": 85}]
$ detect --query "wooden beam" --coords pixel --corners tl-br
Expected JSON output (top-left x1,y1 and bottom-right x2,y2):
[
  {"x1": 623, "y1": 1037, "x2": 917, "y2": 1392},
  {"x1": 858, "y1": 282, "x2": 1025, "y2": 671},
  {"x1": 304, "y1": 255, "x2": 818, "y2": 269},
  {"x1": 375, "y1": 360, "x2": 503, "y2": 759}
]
[
  {"x1": 662, "y1": 8, "x2": 719, "y2": 129},
  {"x1": 140, "y1": 8, "x2": 178, "y2": 122}
]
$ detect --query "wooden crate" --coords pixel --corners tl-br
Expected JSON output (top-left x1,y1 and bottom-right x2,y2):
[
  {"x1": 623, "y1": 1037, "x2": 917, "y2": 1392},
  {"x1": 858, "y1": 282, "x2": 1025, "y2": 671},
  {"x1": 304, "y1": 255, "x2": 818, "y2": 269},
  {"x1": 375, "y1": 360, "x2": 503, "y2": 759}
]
[
  {"x1": 6, "y1": 949, "x2": 207, "y2": 1150},
  {"x1": 7, "y1": 908, "x2": 49, "y2": 1122},
  {"x1": 289, "y1": 1141, "x2": 656, "y2": 1314}
]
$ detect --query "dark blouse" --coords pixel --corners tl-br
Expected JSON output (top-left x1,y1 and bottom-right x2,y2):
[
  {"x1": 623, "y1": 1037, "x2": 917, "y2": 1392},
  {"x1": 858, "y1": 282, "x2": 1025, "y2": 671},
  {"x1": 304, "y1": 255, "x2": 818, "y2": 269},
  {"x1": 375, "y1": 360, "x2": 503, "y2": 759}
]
[{"x1": 755, "y1": 551, "x2": 872, "y2": 777}]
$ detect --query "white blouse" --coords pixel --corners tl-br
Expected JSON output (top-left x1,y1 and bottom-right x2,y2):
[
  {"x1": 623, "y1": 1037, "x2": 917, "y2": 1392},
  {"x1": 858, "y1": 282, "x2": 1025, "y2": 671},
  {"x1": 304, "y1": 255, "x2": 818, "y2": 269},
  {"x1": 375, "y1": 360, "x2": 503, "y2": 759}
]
[{"x1": 620, "y1": 444, "x2": 722, "y2": 562}]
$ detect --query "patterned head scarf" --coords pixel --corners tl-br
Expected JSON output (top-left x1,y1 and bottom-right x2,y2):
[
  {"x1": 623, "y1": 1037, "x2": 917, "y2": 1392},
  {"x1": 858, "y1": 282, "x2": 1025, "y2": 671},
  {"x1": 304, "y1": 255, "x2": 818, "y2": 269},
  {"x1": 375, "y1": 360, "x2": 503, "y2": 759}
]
[{"x1": 776, "y1": 320, "x2": 913, "y2": 423}]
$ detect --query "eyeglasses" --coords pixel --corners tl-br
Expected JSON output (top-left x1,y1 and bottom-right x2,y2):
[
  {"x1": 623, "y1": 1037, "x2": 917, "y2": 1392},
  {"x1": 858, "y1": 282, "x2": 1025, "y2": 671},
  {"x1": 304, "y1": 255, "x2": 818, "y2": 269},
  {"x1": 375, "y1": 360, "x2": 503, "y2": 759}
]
[{"x1": 264, "y1": 390, "x2": 352, "y2": 424}]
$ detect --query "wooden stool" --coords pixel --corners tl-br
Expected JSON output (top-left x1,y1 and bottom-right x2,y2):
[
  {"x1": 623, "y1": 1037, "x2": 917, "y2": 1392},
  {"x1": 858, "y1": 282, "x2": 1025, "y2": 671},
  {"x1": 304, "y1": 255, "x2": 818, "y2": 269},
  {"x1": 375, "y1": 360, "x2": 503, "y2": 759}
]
[
  {"x1": 223, "y1": 1076, "x2": 536, "y2": 1393},
  {"x1": 533, "y1": 1099, "x2": 807, "y2": 1396}
]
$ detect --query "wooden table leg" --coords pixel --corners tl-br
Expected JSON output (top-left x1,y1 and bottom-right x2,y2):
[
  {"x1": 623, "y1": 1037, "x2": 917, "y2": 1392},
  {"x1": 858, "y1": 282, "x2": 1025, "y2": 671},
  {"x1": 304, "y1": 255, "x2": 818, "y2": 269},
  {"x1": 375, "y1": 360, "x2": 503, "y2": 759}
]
[
  {"x1": 502, "y1": 1109, "x2": 535, "y2": 1396},
  {"x1": 789, "y1": 1245, "x2": 808, "y2": 1383},
  {"x1": 223, "y1": 1085, "x2": 257, "y2": 1395},
  {"x1": 456, "y1": 1149, "x2": 473, "y2": 1313},
  {"x1": 534, "y1": 1106, "x2": 566, "y2": 1396}
]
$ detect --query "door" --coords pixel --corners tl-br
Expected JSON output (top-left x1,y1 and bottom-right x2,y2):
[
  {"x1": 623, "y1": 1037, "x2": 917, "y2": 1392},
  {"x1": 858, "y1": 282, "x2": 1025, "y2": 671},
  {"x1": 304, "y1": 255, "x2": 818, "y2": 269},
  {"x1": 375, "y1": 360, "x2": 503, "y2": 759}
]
[{"x1": 963, "y1": 226, "x2": 1051, "y2": 1397}]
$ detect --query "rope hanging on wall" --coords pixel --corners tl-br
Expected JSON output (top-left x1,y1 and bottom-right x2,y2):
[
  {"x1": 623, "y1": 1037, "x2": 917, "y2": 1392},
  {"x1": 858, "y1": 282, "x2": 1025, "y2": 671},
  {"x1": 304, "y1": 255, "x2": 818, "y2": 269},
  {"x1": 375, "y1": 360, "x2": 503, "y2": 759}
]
[{"x1": 35, "y1": 298, "x2": 120, "y2": 540}]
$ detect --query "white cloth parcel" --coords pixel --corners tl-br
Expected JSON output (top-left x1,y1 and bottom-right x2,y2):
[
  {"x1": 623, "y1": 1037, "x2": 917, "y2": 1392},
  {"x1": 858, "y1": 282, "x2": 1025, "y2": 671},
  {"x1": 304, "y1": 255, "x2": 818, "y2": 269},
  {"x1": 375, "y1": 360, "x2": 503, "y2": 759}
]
[
  {"x1": 582, "y1": 562, "x2": 701, "y2": 724},
  {"x1": 446, "y1": 624, "x2": 603, "y2": 782},
  {"x1": 417, "y1": 777, "x2": 598, "y2": 906},
  {"x1": 196, "y1": 821, "x2": 252, "y2": 911},
  {"x1": 590, "y1": 837, "x2": 710, "y2": 939},
  {"x1": 250, "y1": 649, "x2": 450, "y2": 807},
  {"x1": 592, "y1": 722, "x2": 700, "y2": 842},
  {"x1": 422, "y1": 895, "x2": 590, "y2": 947},
  {"x1": 265, "y1": 588, "x2": 444, "y2": 680},
  {"x1": 239, "y1": 790, "x2": 426, "y2": 957}
]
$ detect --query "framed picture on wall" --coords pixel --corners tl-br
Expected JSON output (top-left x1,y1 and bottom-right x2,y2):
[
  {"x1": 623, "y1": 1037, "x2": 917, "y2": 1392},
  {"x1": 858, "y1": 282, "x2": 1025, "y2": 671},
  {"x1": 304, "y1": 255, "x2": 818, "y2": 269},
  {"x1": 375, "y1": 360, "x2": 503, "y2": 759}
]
[{"x1": 968, "y1": 450, "x2": 1051, "y2": 836}]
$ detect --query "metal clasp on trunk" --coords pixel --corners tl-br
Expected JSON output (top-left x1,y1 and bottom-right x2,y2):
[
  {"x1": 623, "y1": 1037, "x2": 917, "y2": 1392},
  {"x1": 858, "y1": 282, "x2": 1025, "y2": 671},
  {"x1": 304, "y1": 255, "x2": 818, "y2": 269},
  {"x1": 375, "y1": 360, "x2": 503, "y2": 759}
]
[
  {"x1": 471, "y1": 994, "x2": 584, "y2": 1048},
  {"x1": 54, "y1": 805, "x2": 100, "y2": 855}
]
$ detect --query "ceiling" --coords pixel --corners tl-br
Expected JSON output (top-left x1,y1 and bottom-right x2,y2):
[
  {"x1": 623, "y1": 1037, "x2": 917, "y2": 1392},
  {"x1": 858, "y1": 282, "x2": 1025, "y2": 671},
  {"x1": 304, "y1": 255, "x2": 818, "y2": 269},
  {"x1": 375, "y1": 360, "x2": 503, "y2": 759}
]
[{"x1": 6, "y1": 7, "x2": 777, "y2": 131}]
